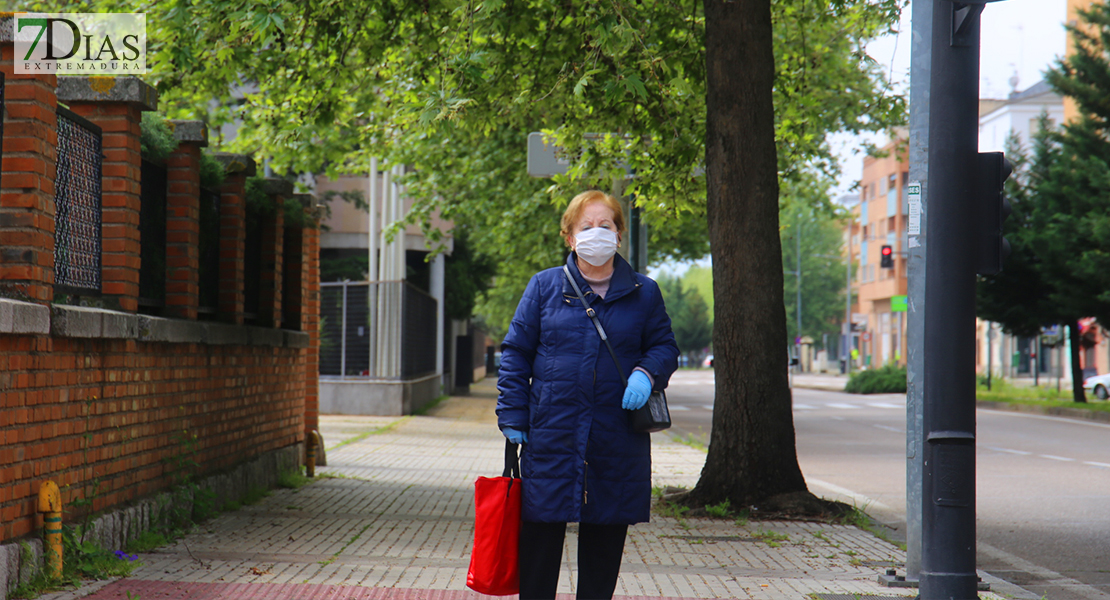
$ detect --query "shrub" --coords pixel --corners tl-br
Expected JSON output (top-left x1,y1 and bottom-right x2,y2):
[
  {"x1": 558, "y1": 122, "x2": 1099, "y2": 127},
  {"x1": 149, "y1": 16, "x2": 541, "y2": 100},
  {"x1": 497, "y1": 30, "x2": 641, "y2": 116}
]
[
  {"x1": 140, "y1": 112, "x2": 177, "y2": 162},
  {"x1": 844, "y1": 364, "x2": 907, "y2": 394},
  {"x1": 199, "y1": 152, "x2": 226, "y2": 189}
]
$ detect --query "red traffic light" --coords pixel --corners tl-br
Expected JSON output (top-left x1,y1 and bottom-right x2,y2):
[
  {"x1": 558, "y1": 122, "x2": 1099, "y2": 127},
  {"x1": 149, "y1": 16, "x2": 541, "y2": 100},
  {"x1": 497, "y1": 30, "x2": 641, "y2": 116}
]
[{"x1": 880, "y1": 244, "x2": 894, "y2": 268}]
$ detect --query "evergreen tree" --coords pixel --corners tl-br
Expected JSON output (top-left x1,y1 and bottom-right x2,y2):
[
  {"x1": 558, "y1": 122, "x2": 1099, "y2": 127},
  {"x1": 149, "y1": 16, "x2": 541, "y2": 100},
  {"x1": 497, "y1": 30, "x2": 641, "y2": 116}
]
[
  {"x1": 672, "y1": 287, "x2": 713, "y2": 365},
  {"x1": 980, "y1": 1, "x2": 1110, "y2": 401}
]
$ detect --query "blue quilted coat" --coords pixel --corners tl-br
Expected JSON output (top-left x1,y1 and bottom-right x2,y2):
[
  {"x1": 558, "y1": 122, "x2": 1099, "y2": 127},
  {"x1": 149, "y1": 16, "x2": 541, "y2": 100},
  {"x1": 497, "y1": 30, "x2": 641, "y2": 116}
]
[{"x1": 496, "y1": 253, "x2": 679, "y2": 524}]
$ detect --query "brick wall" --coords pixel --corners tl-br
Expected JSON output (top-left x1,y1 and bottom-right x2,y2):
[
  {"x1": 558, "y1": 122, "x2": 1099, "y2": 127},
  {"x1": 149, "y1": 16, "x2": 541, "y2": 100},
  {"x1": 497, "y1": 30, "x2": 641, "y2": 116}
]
[
  {"x1": 0, "y1": 38, "x2": 320, "y2": 546},
  {"x1": 0, "y1": 44, "x2": 57, "y2": 303},
  {"x1": 0, "y1": 330, "x2": 307, "y2": 539}
]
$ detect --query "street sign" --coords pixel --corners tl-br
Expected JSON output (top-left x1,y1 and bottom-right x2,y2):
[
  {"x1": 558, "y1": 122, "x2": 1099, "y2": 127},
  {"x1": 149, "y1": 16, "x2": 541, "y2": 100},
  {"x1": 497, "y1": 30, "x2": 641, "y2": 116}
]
[
  {"x1": 892, "y1": 295, "x2": 908, "y2": 312},
  {"x1": 862, "y1": 332, "x2": 872, "y2": 343},
  {"x1": 851, "y1": 313, "x2": 868, "y2": 325},
  {"x1": 527, "y1": 132, "x2": 570, "y2": 178}
]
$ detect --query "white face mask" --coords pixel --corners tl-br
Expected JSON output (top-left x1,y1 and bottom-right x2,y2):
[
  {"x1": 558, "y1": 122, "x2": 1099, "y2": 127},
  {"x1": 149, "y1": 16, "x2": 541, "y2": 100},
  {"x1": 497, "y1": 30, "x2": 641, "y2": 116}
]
[{"x1": 574, "y1": 227, "x2": 619, "y2": 267}]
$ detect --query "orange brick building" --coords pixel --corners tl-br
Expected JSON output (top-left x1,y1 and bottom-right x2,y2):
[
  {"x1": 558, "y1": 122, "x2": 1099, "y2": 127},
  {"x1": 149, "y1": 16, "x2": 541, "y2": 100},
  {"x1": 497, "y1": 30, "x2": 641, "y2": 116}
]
[{"x1": 849, "y1": 132, "x2": 909, "y2": 369}]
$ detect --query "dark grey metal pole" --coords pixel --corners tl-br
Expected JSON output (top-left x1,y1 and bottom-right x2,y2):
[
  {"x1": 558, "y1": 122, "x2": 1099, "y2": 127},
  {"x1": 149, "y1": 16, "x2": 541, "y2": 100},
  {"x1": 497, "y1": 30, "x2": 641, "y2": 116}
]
[
  {"x1": 920, "y1": 1, "x2": 985, "y2": 598},
  {"x1": 904, "y1": 0, "x2": 933, "y2": 579}
]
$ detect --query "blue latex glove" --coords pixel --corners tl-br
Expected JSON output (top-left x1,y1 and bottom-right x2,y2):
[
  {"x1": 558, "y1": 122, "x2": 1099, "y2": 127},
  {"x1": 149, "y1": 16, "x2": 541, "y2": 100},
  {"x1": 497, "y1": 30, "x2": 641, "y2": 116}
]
[
  {"x1": 622, "y1": 370, "x2": 652, "y2": 410},
  {"x1": 502, "y1": 427, "x2": 528, "y2": 444}
]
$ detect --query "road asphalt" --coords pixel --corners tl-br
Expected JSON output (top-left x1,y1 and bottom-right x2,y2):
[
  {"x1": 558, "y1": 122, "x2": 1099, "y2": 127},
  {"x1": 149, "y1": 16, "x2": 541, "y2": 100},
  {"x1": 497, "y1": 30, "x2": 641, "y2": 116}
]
[{"x1": 37, "y1": 377, "x2": 1030, "y2": 600}]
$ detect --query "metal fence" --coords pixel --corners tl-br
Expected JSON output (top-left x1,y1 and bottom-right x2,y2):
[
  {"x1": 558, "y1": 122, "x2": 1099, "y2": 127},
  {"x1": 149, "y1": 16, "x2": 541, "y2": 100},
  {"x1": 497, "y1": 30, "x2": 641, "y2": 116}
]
[
  {"x1": 139, "y1": 159, "x2": 167, "y2": 309},
  {"x1": 320, "y1": 281, "x2": 438, "y2": 380},
  {"x1": 242, "y1": 194, "x2": 264, "y2": 322},
  {"x1": 197, "y1": 186, "x2": 221, "y2": 316},
  {"x1": 53, "y1": 106, "x2": 103, "y2": 296},
  {"x1": 320, "y1": 282, "x2": 371, "y2": 377},
  {"x1": 402, "y1": 283, "x2": 438, "y2": 379}
]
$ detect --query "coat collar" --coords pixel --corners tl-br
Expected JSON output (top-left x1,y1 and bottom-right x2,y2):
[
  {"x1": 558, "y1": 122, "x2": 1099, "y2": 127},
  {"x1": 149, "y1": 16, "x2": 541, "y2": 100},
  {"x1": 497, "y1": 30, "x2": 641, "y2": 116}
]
[{"x1": 562, "y1": 252, "x2": 641, "y2": 304}]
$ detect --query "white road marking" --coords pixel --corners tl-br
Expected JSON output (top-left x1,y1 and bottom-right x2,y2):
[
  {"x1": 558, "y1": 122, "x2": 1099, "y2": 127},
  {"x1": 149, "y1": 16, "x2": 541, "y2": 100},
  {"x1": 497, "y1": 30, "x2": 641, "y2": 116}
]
[
  {"x1": 867, "y1": 402, "x2": 903, "y2": 409},
  {"x1": 872, "y1": 424, "x2": 904, "y2": 433},
  {"x1": 1039, "y1": 454, "x2": 1075, "y2": 462},
  {"x1": 1083, "y1": 461, "x2": 1110, "y2": 468},
  {"x1": 792, "y1": 403, "x2": 817, "y2": 410},
  {"x1": 701, "y1": 405, "x2": 715, "y2": 411},
  {"x1": 827, "y1": 403, "x2": 860, "y2": 410},
  {"x1": 806, "y1": 478, "x2": 892, "y2": 511},
  {"x1": 668, "y1": 405, "x2": 691, "y2": 411},
  {"x1": 984, "y1": 446, "x2": 1031, "y2": 456}
]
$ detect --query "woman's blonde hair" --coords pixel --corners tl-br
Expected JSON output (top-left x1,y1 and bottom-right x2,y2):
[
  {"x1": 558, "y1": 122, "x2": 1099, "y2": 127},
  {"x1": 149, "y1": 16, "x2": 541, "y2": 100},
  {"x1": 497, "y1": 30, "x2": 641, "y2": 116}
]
[{"x1": 560, "y1": 190, "x2": 625, "y2": 246}]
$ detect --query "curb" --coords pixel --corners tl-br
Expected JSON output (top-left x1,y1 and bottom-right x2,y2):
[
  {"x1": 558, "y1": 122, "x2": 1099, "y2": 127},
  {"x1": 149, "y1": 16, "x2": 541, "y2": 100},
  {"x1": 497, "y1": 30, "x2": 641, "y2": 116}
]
[
  {"x1": 791, "y1": 381, "x2": 1110, "y2": 425},
  {"x1": 975, "y1": 399, "x2": 1110, "y2": 424}
]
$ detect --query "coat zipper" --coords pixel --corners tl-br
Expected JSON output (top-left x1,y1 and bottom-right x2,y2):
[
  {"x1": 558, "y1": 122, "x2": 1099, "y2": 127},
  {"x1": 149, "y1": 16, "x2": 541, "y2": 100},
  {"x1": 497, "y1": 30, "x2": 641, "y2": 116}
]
[{"x1": 584, "y1": 368, "x2": 595, "y2": 505}]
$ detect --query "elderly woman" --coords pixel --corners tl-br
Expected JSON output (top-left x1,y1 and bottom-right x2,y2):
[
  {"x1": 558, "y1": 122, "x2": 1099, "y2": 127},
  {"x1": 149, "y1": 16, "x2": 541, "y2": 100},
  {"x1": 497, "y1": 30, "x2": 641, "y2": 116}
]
[{"x1": 496, "y1": 190, "x2": 680, "y2": 600}]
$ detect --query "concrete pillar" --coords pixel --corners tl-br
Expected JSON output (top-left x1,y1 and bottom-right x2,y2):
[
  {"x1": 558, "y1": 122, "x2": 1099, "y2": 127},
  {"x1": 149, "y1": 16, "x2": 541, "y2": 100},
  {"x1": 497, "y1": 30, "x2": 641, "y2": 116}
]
[{"x1": 430, "y1": 253, "x2": 445, "y2": 380}]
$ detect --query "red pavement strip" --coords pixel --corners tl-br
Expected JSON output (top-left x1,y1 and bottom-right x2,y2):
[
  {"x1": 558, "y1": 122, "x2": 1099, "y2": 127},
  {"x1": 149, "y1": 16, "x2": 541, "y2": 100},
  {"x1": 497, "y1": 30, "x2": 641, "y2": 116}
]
[{"x1": 81, "y1": 581, "x2": 706, "y2": 600}]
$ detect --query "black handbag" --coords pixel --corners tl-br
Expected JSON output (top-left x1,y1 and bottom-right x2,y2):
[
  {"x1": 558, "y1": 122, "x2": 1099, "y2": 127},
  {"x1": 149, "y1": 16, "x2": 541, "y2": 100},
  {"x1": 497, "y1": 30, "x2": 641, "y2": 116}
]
[{"x1": 563, "y1": 266, "x2": 672, "y2": 433}]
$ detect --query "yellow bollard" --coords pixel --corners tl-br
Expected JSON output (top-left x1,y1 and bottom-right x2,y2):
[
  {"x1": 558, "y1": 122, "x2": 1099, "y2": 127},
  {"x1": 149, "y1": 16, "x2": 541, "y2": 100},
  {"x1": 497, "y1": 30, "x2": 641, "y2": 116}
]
[
  {"x1": 38, "y1": 481, "x2": 62, "y2": 579},
  {"x1": 306, "y1": 431, "x2": 318, "y2": 478}
]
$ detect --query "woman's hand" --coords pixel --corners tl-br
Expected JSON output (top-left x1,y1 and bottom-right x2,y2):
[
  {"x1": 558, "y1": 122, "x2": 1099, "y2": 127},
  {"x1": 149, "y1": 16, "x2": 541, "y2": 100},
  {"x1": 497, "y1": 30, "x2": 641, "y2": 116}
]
[
  {"x1": 622, "y1": 371, "x2": 652, "y2": 410},
  {"x1": 502, "y1": 427, "x2": 529, "y2": 444}
]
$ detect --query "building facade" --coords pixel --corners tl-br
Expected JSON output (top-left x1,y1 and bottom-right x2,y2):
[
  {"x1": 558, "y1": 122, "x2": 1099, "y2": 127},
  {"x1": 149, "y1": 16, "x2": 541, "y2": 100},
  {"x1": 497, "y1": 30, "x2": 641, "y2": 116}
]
[{"x1": 851, "y1": 132, "x2": 909, "y2": 370}]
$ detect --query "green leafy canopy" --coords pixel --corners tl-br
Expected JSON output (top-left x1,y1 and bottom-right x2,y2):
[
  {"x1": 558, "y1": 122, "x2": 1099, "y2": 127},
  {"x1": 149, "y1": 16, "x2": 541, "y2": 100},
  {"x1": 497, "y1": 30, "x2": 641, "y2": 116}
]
[{"x1": 108, "y1": 0, "x2": 904, "y2": 323}]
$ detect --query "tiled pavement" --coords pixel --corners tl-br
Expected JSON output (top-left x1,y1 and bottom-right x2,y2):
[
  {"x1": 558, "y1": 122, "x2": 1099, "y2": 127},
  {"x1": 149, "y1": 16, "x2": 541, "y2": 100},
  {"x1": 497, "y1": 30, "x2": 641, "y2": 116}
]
[{"x1": 41, "y1": 379, "x2": 1015, "y2": 600}]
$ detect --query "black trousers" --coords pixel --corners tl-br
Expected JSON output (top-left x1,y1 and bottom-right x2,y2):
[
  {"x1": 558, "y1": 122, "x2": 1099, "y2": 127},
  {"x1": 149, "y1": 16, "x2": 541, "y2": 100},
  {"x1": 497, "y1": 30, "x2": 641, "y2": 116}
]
[{"x1": 518, "y1": 520, "x2": 628, "y2": 600}]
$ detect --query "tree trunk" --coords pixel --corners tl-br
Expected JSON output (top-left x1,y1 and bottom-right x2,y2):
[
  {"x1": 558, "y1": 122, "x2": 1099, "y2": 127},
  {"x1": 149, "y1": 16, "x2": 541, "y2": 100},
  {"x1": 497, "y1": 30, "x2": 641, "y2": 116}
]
[
  {"x1": 1069, "y1": 322, "x2": 1087, "y2": 403},
  {"x1": 684, "y1": 0, "x2": 834, "y2": 516}
]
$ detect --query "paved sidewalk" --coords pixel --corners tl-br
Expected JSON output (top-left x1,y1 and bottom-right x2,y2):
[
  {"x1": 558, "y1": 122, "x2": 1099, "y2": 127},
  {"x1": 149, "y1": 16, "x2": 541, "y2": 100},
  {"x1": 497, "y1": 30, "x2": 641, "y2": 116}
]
[{"x1": 43, "y1": 379, "x2": 1016, "y2": 600}]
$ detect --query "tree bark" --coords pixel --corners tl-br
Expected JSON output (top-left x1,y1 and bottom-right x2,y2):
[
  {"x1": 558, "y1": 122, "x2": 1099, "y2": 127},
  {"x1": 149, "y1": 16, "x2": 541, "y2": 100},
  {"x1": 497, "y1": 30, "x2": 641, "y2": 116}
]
[
  {"x1": 683, "y1": 0, "x2": 833, "y2": 516},
  {"x1": 1069, "y1": 322, "x2": 1087, "y2": 403}
]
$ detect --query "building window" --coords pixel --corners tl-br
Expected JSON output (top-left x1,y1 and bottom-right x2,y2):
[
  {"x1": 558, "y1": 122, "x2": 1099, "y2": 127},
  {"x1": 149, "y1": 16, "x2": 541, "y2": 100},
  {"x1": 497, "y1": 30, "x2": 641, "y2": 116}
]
[{"x1": 887, "y1": 174, "x2": 898, "y2": 217}]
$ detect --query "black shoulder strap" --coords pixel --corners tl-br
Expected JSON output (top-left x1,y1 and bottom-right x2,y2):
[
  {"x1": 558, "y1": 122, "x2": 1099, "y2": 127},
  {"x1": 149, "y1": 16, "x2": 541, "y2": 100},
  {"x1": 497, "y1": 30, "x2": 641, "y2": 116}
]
[{"x1": 563, "y1": 265, "x2": 628, "y2": 386}]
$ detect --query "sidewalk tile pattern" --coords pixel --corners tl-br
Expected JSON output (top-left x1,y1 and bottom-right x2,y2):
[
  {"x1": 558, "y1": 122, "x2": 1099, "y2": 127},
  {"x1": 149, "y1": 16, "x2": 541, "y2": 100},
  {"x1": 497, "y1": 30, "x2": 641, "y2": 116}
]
[{"x1": 41, "y1": 389, "x2": 962, "y2": 600}]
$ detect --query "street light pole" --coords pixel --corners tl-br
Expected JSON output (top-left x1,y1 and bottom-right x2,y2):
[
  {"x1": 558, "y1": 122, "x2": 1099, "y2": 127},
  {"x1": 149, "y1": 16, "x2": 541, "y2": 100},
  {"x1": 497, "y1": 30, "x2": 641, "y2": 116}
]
[
  {"x1": 845, "y1": 224, "x2": 852, "y2": 375},
  {"x1": 796, "y1": 210, "x2": 803, "y2": 365}
]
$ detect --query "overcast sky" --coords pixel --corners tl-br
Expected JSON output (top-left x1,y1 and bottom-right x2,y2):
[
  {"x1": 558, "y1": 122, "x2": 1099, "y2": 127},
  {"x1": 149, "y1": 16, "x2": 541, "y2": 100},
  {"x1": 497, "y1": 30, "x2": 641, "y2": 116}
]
[{"x1": 832, "y1": 0, "x2": 1068, "y2": 197}]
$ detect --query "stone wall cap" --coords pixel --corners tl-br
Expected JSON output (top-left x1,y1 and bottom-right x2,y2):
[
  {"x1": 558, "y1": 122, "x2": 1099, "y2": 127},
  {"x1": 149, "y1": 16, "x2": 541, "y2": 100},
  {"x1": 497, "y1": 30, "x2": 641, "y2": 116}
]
[
  {"x1": 57, "y1": 77, "x2": 158, "y2": 111},
  {"x1": 0, "y1": 14, "x2": 14, "y2": 43},
  {"x1": 0, "y1": 298, "x2": 50, "y2": 335},
  {"x1": 261, "y1": 178, "x2": 294, "y2": 197},
  {"x1": 168, "y1": 120, "x2": 208, "y2": 146},
  {"x1": 212, "y1": 153, "x2": 257, "y2": 177}
]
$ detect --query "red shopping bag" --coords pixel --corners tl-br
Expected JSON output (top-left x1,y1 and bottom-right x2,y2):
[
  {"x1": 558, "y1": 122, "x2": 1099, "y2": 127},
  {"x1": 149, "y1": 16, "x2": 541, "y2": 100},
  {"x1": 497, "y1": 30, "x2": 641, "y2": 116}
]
[{"x1": 466, "y1": 440, "x2": 522, "y2": 596}]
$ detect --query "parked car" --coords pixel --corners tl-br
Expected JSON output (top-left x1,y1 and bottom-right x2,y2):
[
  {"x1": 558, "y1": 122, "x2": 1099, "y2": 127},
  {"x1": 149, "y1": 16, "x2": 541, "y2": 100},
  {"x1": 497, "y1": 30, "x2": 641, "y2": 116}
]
[
  {"x1": 702, "y1": 355, "x2": 714, "y2": 368},
  {"x1": 1082, "y1": 373, "x2": 1110, "y2": 400}
]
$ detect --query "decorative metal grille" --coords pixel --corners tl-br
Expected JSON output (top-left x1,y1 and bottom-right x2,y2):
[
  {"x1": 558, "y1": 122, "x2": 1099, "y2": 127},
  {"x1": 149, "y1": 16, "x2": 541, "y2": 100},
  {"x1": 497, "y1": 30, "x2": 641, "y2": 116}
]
[
  {"x1": 54, "y1": 106, "x2": 103, "y2": 295},
  {"x1": 198, "y1": 187, "x2": 221, "y2": 315},
  {"x1": 139, "y1": 159, "x2": 167, "y2": 308}
]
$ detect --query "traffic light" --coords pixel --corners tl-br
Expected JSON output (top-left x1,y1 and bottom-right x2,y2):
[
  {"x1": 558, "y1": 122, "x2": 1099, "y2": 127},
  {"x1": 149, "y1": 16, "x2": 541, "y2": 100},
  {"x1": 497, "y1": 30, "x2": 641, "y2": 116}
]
[
  {"x1": 880, "y1": 245, "x2": 894, "y2": 268},
  {"x1": 974, "y1": 151, "x2": 1013, "y2": 275}
]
